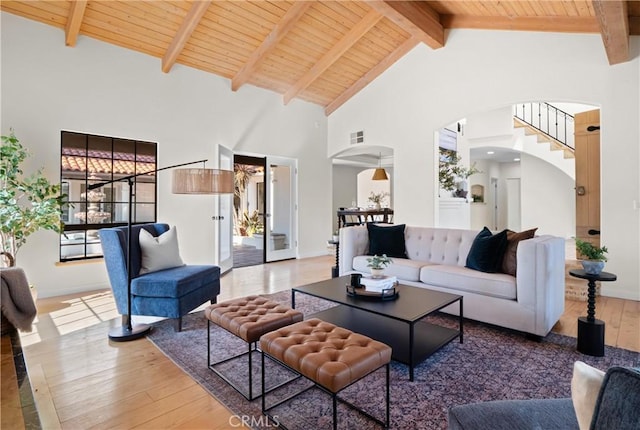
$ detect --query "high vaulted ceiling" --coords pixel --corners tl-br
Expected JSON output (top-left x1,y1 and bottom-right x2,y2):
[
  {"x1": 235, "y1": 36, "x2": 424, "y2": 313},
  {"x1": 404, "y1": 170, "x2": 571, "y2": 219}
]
[{"x1": 2, "y1": 1, "x2": 639, "y2": 115}]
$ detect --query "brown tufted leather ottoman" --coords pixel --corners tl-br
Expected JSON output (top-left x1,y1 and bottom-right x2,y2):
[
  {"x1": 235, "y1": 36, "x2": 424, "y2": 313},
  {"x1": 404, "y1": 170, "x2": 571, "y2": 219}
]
[
  {"x1": 260, "y1": 318, "x2": 391, "y2": 429},
  {"x1": 204, "y1": 295, "x2": 303, "y2": 400}
]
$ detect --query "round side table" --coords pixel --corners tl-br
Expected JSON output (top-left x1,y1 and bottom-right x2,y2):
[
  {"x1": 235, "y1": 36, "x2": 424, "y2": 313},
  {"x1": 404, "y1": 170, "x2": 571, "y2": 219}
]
[{"x1": 568, "y1": 269, "x2": 617, "y2": 357}]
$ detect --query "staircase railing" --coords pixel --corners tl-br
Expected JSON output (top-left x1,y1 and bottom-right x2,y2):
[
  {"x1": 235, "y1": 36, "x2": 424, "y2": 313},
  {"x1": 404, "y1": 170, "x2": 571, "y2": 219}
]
[{"x1": 513, "y1": 102, "x2": 575, "y2": 150}]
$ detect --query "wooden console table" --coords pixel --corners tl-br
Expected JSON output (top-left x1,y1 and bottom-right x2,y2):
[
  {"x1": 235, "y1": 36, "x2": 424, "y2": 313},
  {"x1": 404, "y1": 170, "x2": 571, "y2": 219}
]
[
  {"x1": 337, "y1": 208, "x2": 393, "y2": 228},
  {"x1": 569, "y1": 269, "x2": 617, "y2": 357}
]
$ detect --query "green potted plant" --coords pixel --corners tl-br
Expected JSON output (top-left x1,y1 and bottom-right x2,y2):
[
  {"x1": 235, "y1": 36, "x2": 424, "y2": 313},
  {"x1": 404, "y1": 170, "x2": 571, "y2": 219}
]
[
  {"x1": 575, "y1": 238, "x2": 608, "y2": 275},
  {"x1": 439, "y1": 149, "x2": 481, "y2": 195},
  {"x1": 366, "y1": 254, "x2": 392, "y2": 278},
  {"x1": 0, "y1": 130, "x2": 67, "y2": 266},
  {"x1": 241, "y1": 210, "x2": 263, "y2": 237}
]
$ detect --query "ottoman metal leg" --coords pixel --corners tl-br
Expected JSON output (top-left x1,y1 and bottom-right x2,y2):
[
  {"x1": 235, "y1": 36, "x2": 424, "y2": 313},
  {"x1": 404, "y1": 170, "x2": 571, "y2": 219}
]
[{"x1": 207, "y1": 319, "x2": 258, "y2": 400}]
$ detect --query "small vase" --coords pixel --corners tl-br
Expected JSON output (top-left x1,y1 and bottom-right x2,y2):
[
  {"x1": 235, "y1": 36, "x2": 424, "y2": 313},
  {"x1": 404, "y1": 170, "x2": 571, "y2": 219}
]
[
  {"x1": 582, "y1": 260, "x2": 605, "y2": 275},
  {"x1": 370, "y1": 268, "x2": 384, "y2": 278}
]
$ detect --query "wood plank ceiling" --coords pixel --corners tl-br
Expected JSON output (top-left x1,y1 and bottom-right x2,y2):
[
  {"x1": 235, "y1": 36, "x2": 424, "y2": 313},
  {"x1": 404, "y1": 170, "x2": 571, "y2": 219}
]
[{"x1": 2, "y1": 1, "x2": 639, "y2": 116}]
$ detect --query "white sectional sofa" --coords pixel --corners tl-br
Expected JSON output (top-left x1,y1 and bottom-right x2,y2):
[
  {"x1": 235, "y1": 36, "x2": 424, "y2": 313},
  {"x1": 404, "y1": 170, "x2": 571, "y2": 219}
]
[{"x1": 338, "y1": 225, "x2": 566, "y2": 338}]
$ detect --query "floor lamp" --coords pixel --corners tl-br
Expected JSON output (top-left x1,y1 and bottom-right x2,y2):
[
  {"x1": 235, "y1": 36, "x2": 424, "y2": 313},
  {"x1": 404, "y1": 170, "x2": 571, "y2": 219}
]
[{"x1": 89, "y1": 159, "x2": 234, "y2": 341}]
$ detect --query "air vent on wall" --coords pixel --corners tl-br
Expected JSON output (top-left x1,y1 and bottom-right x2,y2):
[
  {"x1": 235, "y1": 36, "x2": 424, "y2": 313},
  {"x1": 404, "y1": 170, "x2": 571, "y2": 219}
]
[{"x1": 350, "y1": 130, "x2": 364, "y2": 145}]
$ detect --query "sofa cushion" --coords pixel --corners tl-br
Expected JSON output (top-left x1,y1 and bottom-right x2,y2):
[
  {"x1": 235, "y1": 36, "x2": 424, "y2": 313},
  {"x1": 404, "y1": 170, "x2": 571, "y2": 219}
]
[
  {"x1": 132, "y1": 264, "x2": 220, "y2": 298},
  {"x1": 571, "y1": 361, "x2": 605, "y2": 430},
  {"x1": 501, "y1": 228, "x2": 538, "y2": 276},
  {"x1": 352, "y1": 255, "x2": 426, "y2": 282},
  {"x1": 465, "y1": 227, "x2": 508, "y2": 273},
  {"x1": 404, "y1": 227, "x2": 477, "y2": 265},
  {"x1": 367, "y1": 223, "x2": 407, "y2": 258},
  {"x1": 421, "y1": 265, "x2": 516, "y2": 300}
]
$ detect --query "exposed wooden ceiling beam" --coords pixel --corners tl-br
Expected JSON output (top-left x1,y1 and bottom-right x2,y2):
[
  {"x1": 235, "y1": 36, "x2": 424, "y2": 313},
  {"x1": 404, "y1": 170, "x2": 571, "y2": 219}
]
[
  {"x1": 283, "y1": 9, "x2": 383, "y2": 105},
  {"x1": 325, "y1": 37, "x2": 419, "y2": 116},
  {"x1": 162, "y1": 1, "x2": 211, "y2": 73},
  {"x1": 441, "y1": 15, "x2": 600, "y2": 33},
  {"x1": 630, "y1": 16, "x2": 640, "y2": 35},
  {"x1": 366, "y1": 1, "x2": 444, "y2": 49},
  {"x1": 232, "y1": 2, "x2": 312, "y2": 92},
  {"x1": 65, "y1": 0, "x2": 87, "y2": 47},
  {"x1": 592, "y1": 0, "x2": 629, "y2": 65}
]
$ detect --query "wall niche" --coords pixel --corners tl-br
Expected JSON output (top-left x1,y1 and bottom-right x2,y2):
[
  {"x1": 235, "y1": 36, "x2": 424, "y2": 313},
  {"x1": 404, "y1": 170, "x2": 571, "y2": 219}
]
[{"x1": 471, "y1": 184, "x2": 484, "y2": 203}]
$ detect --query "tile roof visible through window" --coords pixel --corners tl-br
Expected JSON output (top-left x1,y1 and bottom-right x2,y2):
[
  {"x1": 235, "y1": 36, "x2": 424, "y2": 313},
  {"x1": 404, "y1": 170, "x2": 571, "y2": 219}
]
[
  {"x1": 61, "y1": 147, "x2": 156, "y2": 162},
  {"x1": 61, "y1": 155, "x2": 156, "y2": 176}
]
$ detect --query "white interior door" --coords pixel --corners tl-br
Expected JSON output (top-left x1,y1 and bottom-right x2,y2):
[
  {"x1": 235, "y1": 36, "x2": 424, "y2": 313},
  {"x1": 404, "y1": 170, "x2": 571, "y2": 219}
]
[
  {"x1": 215, "y1": 145, "x2": 234, "y2": 273},
  {"x1": 265, "y1": 156, "x2": 297, "y2": 262}
]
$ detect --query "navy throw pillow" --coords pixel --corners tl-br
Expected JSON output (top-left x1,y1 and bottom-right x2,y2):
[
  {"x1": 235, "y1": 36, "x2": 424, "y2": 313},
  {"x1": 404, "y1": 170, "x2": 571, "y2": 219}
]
[
  {"x1": 367, "y1": 223, "x2": 407, "y2": 258},
  {"x1": 465, "y1": 227, "x2": 509, "y2": 273}
]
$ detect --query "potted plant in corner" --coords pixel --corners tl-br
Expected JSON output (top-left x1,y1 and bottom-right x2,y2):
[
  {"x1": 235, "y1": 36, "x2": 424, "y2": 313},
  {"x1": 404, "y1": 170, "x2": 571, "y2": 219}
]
[
  {"x1": 575, "y1": 238, "x2": 608, "y2": 275},
  {"x1": 366, "y1": 254, "x2": 392, "y2": 278},
  {"x1": 0, "y1": 130, "x2": 67, "y2": 267}
]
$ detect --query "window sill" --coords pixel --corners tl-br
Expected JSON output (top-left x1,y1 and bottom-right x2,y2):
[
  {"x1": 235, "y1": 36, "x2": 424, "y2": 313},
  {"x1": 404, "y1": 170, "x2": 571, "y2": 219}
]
[{"x1": 55, "y1": 258, "x2": 104, "y2": 267}]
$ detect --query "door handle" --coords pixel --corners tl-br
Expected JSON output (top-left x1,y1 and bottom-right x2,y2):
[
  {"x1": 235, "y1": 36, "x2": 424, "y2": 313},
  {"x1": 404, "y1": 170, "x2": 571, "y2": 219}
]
[
  {"x1": 576, "y1": 186, "x2": 586, "y2": 196},
  {"x1": 211, "y1": 215, "x2": 224, "y2": 221}
]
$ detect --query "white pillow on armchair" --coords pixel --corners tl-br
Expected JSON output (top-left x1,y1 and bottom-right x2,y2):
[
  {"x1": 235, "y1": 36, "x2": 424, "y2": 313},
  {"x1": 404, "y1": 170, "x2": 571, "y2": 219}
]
[{"x1": 139, "y1": 226, "x2": 185, "y2": 274}]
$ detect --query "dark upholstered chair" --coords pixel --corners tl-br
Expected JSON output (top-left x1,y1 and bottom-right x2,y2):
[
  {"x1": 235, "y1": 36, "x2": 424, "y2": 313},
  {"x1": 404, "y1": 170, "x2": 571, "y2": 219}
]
[
  {"x1": 448, "y1": 366, "x2": 640, "y2": 430},
  {"x1": 99, "y1": 223, "x2": 220, "y2": 331}
]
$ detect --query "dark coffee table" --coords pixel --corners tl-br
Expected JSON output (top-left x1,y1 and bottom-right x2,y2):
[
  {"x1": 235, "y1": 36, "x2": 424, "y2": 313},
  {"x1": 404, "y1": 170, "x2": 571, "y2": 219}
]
[{"x1": 292, "y1": 276, "x2": 463, "y2": 381}]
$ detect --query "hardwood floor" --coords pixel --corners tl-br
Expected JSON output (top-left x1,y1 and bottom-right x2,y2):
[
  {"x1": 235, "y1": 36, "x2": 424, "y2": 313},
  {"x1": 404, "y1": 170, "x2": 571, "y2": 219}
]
[{"x1": 3, "y1": 255, "x2": 639, "y2": 429}]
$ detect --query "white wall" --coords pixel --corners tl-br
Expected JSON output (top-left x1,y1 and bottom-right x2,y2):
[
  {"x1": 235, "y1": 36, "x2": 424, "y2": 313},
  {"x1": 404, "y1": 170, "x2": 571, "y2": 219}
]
[
  {"x1": 328, "y1": 29, "x2": 640, "y2": 300},
  {"x1": 332, "y1": 164, "x2": 362, "y2": 232},
  {"x1": 520, "y1": 154, "x2": 575, "y2": 238},
  {"x1": 465, "y1": 106, "x2": 514, "y2": 139},
  {"x1": 1, "y1": 13, "x2": 330, "y2": 298}
]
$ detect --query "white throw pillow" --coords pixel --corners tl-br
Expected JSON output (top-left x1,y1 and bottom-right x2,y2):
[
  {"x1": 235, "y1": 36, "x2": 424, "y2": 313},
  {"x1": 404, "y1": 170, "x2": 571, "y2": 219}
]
[
  {"x1": 571, "y1": 360, "x2": 606, "y2": 430},
  {"x1": 139, "y1": 226, "x2": 184, "y2": 274}
]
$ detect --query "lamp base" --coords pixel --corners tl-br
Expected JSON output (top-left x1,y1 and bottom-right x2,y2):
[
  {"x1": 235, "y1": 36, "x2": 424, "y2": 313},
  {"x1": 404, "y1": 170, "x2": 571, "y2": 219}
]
[{"x1": 108, "y1": 323, "x2": 152, "y2": 342}]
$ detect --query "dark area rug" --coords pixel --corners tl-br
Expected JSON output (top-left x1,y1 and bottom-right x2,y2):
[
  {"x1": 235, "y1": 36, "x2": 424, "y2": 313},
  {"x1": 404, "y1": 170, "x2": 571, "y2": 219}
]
[{"x1": 147, "y1": 291, "x2": 639, "y2": 429}]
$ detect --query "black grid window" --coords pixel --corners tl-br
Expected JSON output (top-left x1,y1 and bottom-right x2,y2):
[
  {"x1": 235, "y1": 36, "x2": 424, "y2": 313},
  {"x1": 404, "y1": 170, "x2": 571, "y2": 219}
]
[{"x1": 60, "y1": 131, "x2": 157, "y2": 262}]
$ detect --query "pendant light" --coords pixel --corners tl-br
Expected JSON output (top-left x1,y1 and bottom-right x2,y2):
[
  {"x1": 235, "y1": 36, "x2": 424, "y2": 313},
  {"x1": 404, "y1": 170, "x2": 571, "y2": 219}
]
[{"x1": 372, "y1": 152, "x2": 388, "y2": 181}]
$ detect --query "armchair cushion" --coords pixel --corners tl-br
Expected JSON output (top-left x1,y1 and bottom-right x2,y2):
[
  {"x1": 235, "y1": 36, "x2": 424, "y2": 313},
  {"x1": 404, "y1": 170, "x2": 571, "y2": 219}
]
[
  {"x1": 448, "y1": 398, "x2": 577, "y2": 430},
  {"x1": 590, "y1": 367, "x2": 640, "y2": 430},
  {"x1": 139, "y1": 226, "x2": 184, "y2": 274},
  {"x1": 132, "y1": 265, "x2": 220, "y2": 298}
]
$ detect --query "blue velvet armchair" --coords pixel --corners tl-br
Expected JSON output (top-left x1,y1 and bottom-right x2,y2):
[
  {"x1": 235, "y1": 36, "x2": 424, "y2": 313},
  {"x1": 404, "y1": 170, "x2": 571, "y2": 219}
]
[{"x1": 99, "y1": 223, "x2": 220, "y2": 331}]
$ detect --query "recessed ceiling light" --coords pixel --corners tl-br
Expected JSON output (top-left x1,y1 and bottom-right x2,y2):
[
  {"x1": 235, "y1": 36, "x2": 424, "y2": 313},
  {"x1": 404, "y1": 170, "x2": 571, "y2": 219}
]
[
  {"x1": 487, "y1": 151, "x2": 495, "y2": 155},
  {"x1": 514, "y1": 158, "x2": 521, "y2": 161}
]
